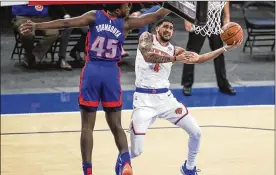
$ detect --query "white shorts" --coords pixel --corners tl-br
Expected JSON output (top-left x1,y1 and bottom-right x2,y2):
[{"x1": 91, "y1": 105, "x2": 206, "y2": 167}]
[{"x1": 130, "y1": 90, "x2": 189, "y2": 135}]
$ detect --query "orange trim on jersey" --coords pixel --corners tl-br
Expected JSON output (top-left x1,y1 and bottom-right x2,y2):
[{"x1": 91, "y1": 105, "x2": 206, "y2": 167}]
[
  {"x1": 78, "y1": 65, "x2": 99, "y2": 107},
  {"x1": 85, "y1": 31, "x2": 91, "y2": 62},
  {"x1": 79, "y1": 96, "x2": 99, "y2": 107},
  {"x1": 117, "y1": 63, "x2": 122, "y2": 106},
  {"x1": 102, "y1": 101, "x2": 122, "y2": 107},
  {"x1": 153, "y1": 63, "x2": 159, "y2": 72},
  {"x1": 101, "y1": 10, "x2": 117, "y2": 20}
]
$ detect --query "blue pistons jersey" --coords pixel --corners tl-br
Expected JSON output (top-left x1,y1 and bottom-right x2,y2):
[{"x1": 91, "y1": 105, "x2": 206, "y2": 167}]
[
  {"x1": 86, "y1": 10, "x2": 125, "y2": 62},
  {"x1": 79, "y1": 10, "x2": 125, "y2": 111}
]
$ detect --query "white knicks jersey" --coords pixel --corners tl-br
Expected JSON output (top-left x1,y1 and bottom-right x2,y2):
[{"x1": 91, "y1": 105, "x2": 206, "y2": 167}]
[{"x1": 135, "y1": 34, "x2": 175, "y2": 89}]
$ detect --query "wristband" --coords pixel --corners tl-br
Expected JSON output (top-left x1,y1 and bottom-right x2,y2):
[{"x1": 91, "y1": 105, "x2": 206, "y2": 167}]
[{"x1": 170, "y1": 56, "x2": 176, "y2": 62}]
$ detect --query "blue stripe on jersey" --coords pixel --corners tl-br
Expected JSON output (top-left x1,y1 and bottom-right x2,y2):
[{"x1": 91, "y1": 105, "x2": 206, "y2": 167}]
[{"x1": 86, "y1": 10, "x2": 125, "y2": 62}]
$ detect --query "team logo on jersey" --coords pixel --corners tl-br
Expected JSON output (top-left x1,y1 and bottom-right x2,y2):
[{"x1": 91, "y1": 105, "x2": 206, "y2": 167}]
[
  {"x1": 175, "y1": 108, "x2": 183, "y2": 114},
  {"x1": 168, "y1": 46, "x2": 173, "y2": 51},
  {"x1": 152, "y1": 48, "x2": 170, "y2": 56},
  {"x1": 35, "y1": 5, "x2": 44, "y2": 11}
]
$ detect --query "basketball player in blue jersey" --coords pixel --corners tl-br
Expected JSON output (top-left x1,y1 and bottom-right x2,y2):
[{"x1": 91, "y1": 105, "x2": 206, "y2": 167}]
[{"x1": 20, "y1": 3, "x2": 170, "y2": 175}]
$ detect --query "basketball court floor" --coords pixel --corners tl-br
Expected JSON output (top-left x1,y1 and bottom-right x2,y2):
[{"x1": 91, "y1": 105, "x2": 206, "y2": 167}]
[{"x1": 1, "y1": 105, "x2": 274, "y2": 175}]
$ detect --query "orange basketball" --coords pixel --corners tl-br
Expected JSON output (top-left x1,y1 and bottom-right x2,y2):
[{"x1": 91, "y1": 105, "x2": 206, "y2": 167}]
[{"x1": 220, "y1": 22, "x2": 243, "y2": 45}]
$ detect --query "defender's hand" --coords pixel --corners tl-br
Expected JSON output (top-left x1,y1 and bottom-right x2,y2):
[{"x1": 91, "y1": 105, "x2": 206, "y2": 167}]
[
  {"x1": 184, "y1": 20, "x2": 194, "y2": 32},
  {"x1": 19, "y1": 20, "x2": 36, "y2": 35},
  {"x1": 176, "y1": 51, "x2": 199, "y2": 62}
]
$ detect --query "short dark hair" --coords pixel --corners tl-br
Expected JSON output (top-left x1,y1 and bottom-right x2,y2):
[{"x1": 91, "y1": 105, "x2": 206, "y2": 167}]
[
  {"x1": 155, "y1": 18, "x2": 174, "y2": 27},
  {"x1": 103, "y1": 4, "x2": 123, "y2": 12}
]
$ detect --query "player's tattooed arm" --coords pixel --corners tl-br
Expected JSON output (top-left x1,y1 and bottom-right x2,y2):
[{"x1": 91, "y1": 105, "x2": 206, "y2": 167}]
[{"x1": 138, "y1": 32, "x2": 175, "y2": 63}]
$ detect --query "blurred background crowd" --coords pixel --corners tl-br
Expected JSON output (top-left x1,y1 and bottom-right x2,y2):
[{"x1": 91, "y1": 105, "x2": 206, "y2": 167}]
[{"x1": 0, "y1": 1, "x2": 275, "y2": 96}]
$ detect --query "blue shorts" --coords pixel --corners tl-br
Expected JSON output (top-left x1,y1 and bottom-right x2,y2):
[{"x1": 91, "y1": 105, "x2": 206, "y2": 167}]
[{"x1": 78, "y1": 61, "x2": 122, "y2": 112}]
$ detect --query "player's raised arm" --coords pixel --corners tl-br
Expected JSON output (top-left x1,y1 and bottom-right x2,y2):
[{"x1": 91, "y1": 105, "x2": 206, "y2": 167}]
[
  {"x1": 181, "y1": 39, "x2": 243, "y2": 64},
  {"x1": 138, "y1": 32, "x2": 176, "y2": 63},
  {"x1": 124, "y1": 8, "x2": 170, "y2": 31},
  {"x1": 20, "y1": 10, "x2": 96, "y2": 34}
]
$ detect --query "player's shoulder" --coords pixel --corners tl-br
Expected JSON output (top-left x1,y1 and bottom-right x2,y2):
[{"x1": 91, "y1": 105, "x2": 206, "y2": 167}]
[
  {"x1": 139, "y1": 31, "x2": 153, "y2": 40},
  {"x1": 123, "y1": 15, "x2": 134, "y2": 25},
  {"x1": 82, "y1": 10, "x2": 97, "y2": 21},
  {"x1": 85, "y1": 10, "x2": 97, "y2": 15}
]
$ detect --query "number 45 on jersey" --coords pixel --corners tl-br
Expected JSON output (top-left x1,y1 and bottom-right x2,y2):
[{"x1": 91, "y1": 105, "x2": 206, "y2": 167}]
[{"x1": 91, "y1": 36, "x2": 119, "y2": 59}]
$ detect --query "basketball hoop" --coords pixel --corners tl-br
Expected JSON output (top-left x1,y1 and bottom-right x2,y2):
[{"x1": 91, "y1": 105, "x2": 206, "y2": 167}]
[
  {"x1": 164, "y1": 1, "x2": 226, "y2": 37},
  {"x1": 192, "y1": 1, "x2": 227, "y2": 36}
]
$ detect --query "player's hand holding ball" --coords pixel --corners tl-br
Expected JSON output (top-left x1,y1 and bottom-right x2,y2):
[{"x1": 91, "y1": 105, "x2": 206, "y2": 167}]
[
  {"x1": 223, "y1": 39, "x2": 243, "y2": 51},
  {"x1": 19, "y1": 20, "x2": 36, "y2": 35},
  {"x1": 220, "y1": 22, "x2": 244, "y2": 51}
]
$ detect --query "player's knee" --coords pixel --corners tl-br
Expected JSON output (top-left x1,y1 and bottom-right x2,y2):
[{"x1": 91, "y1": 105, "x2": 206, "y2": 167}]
[
  {"x1": 190, "y1": 127, "x2": 202, "y2": 141},
  {"x1": 109, "y1": 121, "x2": 124, "y2": 134},
  {"x1": 81, "y1": 127, "x2": 92, "y2": 134},
  {"x1": 81, "y1": 120, "x2": 94, "y2": 131},
  {"x1": 111, "y1": 125, "x2": 124, "y2": 134}
]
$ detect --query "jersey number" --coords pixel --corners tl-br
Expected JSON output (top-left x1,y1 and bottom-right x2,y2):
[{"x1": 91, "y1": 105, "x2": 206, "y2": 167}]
[
  {"x1": 90, "y1": 36, "x2": 118, "y2": 59},
  {"x1": 153, "y1": 64, "x2": 159, "y2": 72}
]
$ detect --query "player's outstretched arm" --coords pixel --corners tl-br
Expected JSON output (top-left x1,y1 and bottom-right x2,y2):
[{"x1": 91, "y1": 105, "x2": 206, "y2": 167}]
[
  {"x1": 182, "y1": 39, "x2": 243, "y2": 64},
  {"x1": 125, "y1": 8, "x2": 170, "y2": 31},
  {"x1": 20, "y1": 11, "x2": 96, "y2": 34},
  {"x1": 139, "y1": 32, "x2": 176, "y2": 63}
]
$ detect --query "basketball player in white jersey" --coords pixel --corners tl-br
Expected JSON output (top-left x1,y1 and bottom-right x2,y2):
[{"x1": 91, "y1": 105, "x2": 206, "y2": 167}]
[{"x1": 129, "y1": 18, "x2": 242, "y2": 175}]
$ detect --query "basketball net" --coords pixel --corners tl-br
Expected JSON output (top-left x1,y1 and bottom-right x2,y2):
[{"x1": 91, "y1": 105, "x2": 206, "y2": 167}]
[{"x1": 192, "y1": 1, "x2": 226, "y2": 36}]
